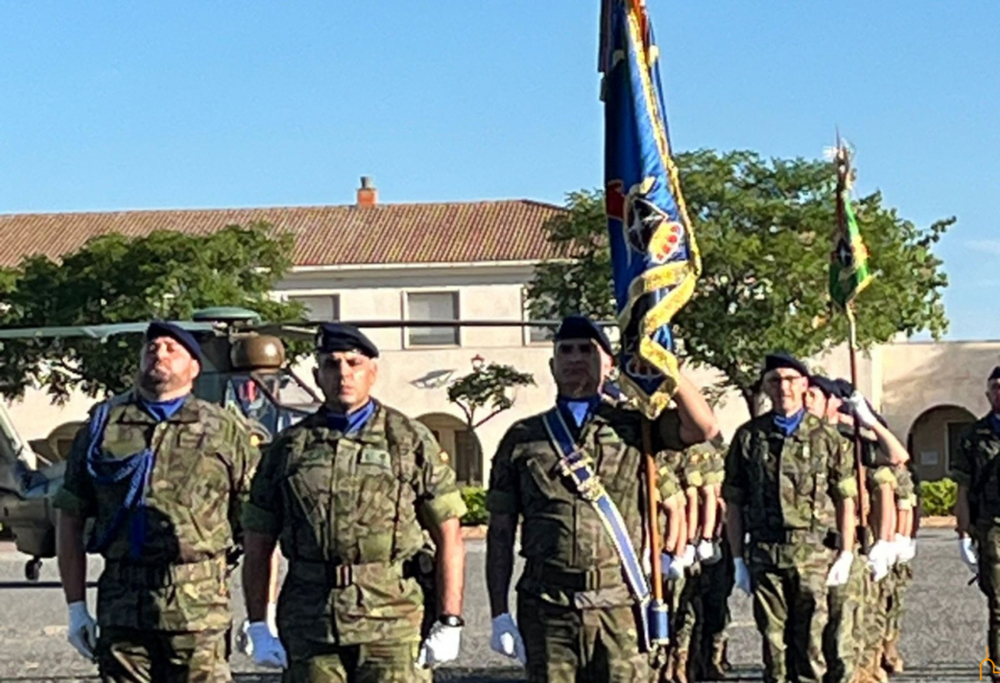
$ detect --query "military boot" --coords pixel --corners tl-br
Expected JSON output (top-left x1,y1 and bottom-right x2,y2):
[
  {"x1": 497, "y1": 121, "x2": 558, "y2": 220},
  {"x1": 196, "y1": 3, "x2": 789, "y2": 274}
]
[
  {"x1": 701, "y1": 638, "x2": 729, "y2": 680},
  {"x1": 669, "y1": 648, "x2": 689, "y2": 683},
  {"x1": 881, "y1": 636, "x2": 903, "y2": 675}
]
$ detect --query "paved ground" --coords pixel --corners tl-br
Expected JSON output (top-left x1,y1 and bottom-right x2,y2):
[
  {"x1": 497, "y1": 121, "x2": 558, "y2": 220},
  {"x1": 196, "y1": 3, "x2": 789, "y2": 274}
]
[{"x1": 0, "y1": 528, "x2": 990, "y2": 681}]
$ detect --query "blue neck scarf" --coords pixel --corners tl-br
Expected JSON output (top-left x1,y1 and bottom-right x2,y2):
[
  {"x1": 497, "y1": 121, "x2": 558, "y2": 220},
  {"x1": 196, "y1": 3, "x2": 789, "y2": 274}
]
[
  {"x1": 773, "y1": 409, "x2": 806, "y2": 437},
  {"x1": 325, "y1": 400, "x2": 376, "y2": 435},
  {"x1": 138, "y1": 395, "x2": 187, "y2": 423},
  {"x1": 991, "y1": 413, "x2": 1000, "y2": 434},
  {"x1": 557, "y1": 395, "x2": 601, "y2": 429}
]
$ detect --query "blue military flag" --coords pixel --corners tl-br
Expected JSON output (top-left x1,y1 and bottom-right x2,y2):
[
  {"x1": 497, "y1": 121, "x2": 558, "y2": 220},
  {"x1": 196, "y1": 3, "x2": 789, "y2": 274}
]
[{"x1": 600, "y1": 0, "x2": 700, "y2": 419}]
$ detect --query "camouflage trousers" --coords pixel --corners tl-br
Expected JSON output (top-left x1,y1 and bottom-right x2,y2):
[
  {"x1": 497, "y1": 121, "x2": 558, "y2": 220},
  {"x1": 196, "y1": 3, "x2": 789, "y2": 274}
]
[
  {"x1": 280, "y1": 639, "x2": 429, "y2": 683},
  {"x1": 699, "y1": 537, "x2": 735, "y2": 674},
  {"x1": 885, "y1": 561, "x2": 913, "y2": 645},
  {"x1": 668, "y1": 566, "x2": 702, "y2": 677},
  {"x1": 97, "y1": 626, "x2": 230, "y2": 683},
  {"x1": 518, "y1": 592, "x2": 653, "y2": 683},
  {"x1": 859, "y1": 565, "x2": 891, "y2": 669},
  {"x1": 976, "y1": 525, "x2": 1000, "y2": 669},
  {"x1": 822, "y1": 553, "x2": 866, "y2": 683},
  {"x1": 749, "y1": 542, "x2": 834, "y2": 683}
]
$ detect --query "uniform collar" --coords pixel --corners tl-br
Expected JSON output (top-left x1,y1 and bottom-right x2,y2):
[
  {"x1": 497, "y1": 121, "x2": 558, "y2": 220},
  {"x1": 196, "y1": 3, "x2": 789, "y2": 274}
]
[{"x1": 116, "y1": 391, "x2": 201, "y2": 425}]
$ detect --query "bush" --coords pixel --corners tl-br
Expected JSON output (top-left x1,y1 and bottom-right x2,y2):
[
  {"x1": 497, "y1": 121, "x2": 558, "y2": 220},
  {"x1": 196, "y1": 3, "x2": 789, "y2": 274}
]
[
  {"x1": 919, "y1": 478, "x2": 957, "y2": 516},
  {"x1": 460, "y1": 486, "x2": 488, "y2": 526}
]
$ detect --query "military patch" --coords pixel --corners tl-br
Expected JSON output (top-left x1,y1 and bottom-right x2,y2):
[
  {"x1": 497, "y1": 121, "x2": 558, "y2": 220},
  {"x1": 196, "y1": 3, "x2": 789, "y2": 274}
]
[{"x1": 359, "y1": 446, "x2": 391, "y2": 469}]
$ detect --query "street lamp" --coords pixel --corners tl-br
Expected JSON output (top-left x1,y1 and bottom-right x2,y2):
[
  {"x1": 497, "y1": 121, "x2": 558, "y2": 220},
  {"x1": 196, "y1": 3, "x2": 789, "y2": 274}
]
[{"x1": 471, "y1": 354, "x2": 485, "y2": 372}]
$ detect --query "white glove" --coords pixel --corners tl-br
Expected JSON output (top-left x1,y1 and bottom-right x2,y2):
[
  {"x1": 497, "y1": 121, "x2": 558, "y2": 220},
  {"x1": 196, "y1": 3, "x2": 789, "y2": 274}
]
[
  {"x1": 238, "y1": 602, "x2": 277, "y2": 656},
  {"x1": 67, "y1": 601, "x2": 98, "y2": 662},
  {"x1": 960, "y1": 537, "x2": 979, "y2": 572},
  {"x1": 867, "y1": 542, "x2": 892, "y2": 582},
  {"x1": 662, "y1": 553, "x2": 685, "y2": 580},
  {"x1": 697, "y1": 538, "x2": 723, "y2": 565},
  {"x1": 846, "y1": 391, "x2": 879, "y2": 428},
  {"x1": 826, "y1": 551, "x2": 854, "y2": 587},
  {"x1": 733, "y1": 558, "x2": 751, "y2": 595},
  {"x1": 897, "y1": 535, "x2": 916, "y2": 563},
  {"x1": 417, "y1": 622, "x2": 462, "y2": 668},
  {"x1": 490, "y1": 613, "x2": 526, "y2": 665},
  {"x1": 246, "y1": 622, "x2": 287, "y2": 669},
  {"x1": 679, "y1": 543, "x2": 697, "y2": 568}
]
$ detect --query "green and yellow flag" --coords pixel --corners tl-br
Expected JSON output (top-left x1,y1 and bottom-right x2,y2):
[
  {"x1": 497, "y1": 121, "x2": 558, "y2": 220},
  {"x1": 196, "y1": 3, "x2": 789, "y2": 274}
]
[{"x1": 829, "y1": 144, "x2": 873, "y2": 309}]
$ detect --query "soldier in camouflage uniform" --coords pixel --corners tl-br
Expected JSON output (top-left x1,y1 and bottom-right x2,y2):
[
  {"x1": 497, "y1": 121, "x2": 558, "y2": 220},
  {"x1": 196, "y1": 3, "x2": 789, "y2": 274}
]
[
  {"x1": 486, "y1": 315, "x2": 719, "y2": 683},
  {"x1": 953, "y1": 366, "x2": 1000, "y2": 682},
  {"x1": 695, "y1": 436, "x2": 732, "y2": 681},
  {"x1": 56, "y1": 322, "x2": 258, "y2": 683},
  {"x1": 240, "y1": 323, "x2": 467, "y2": 682},
  {"x1": 881, "y1": 463, "x2": 917, "y2": 676},
  {"x1": 724, "y1": 354, "x2": 858, "y2": 683}
]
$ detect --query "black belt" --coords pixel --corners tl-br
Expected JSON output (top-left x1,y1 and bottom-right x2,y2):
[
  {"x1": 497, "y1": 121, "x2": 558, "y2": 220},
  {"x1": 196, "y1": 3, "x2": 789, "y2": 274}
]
[
  {"x1": 287, "y1": 560, "x2": 405, "y2": 588},
  {"x1": 103, "y1": 556, "x2": 226, "y2": 589},
  {"x1": 526, "y1": 561, "x2": 624, "y2": 592}
]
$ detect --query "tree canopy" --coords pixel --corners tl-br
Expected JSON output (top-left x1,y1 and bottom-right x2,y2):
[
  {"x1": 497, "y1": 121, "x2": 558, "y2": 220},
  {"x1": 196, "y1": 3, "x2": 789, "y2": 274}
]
[
  {"x1": 527, "y1": 149, "x2": 953, "y2": 411},
  {"x1": 0, "y1": 222, "x2": 304, "y2": 401}
]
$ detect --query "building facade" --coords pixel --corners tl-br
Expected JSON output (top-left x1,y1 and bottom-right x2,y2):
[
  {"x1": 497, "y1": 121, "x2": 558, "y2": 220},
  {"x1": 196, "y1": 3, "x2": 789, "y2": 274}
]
[{"x1": 1, "y1": 180, "x2": 995, "y2": 483}]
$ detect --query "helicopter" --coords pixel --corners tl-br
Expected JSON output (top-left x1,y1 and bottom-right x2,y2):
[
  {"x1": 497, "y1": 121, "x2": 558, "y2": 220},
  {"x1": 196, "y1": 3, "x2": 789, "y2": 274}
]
[{"x1": 0, "y1": 309, "x2": 577, "y2": 582}]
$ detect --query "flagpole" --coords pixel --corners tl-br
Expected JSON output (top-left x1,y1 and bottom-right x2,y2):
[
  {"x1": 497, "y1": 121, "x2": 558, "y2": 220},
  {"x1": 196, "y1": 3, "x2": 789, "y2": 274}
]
[
  {"x1": 847, "y1": 306, "x2": 870, "y2": 554},
  {"x1": 642, "y1": 419, "x2": 663, "y2": 599},
  {"x1": 836, "y1": 145, "x2": 870, "y2": 554}
]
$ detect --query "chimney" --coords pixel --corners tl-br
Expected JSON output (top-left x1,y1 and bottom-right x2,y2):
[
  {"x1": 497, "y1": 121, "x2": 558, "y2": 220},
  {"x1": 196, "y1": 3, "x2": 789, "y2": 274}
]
[{"x1": 356, "y1": 176, "x2": 377, "y2": 208}]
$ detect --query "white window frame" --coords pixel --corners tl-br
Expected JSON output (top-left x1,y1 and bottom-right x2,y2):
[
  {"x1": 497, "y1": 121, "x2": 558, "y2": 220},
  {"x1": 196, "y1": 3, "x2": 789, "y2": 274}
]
[
  {"x1": 283, "y1": 290, "x2": 342, "y2": 322},
  {"x1": 522, "y1": 287, "x2": 554, "y2": 346},
  {"x1": 402, "y1": 289, "x2": 462, "y2": 349}
]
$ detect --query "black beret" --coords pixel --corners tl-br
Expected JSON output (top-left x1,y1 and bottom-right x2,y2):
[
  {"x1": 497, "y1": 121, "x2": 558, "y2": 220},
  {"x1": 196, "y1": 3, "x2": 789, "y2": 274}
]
[
  {"x1": 145, "y1": 322, "x2": 203, "y2": 362},
  {"x1": 833, "y1": 378, "x2": 855, "y2": 399},
  {"x1": 316, "y1": 323, "x2": 379, "y2": 358},
  {"x1": 809, "y1": 375, "x2": 839, "y2": 398},
  {"x1": 553, "y1": 315, "x2": 614, "y2": 357},
  {"x1": 990, "y1": 366, "x2": 1000, "y2": 382},
  {"x1": 763, "y1": 352, "x2": 808, "y2": 378}
]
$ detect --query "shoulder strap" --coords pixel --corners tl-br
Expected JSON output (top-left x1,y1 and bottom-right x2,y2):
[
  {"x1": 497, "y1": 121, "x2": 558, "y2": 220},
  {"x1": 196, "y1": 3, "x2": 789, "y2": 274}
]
[{"x1": 542, "y1": 407, "x2": 651, "y2": 649}]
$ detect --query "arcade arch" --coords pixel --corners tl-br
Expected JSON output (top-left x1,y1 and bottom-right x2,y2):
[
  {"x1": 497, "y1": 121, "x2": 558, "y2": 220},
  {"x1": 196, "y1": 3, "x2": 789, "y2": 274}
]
[
  {"x1": 417, "y1": 413, "x2": 483, "y2": 486},
  {"x1": 907, "y1": 404, "x2": 977, "y2": 482}
]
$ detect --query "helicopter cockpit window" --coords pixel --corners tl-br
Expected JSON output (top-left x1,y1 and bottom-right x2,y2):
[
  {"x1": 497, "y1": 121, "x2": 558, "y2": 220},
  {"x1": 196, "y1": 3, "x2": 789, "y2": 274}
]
[{"x1": 223, "y1": 372, "x2": 319, "y2": 442}]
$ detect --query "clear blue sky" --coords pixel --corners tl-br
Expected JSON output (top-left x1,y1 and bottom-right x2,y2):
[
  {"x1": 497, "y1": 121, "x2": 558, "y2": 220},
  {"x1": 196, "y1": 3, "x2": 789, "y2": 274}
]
[{"x1": 1, "y1": 2, "x2": 997, "y2": 339}]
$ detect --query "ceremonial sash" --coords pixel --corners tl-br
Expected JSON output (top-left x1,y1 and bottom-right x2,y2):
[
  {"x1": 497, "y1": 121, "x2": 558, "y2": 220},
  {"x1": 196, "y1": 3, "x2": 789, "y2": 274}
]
[
  {"x1": 85, "y1": 399, "x2": 156, "y2": 558},
  {"x1": 542, "y1": 407, "x2": 652, "y2": 651}
]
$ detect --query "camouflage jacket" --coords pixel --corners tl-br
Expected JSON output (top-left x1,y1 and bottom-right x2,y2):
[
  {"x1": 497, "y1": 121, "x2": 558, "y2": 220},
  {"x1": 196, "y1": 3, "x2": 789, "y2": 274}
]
[
  {"x1": 951, "y1": 414, "x2": 1000, "y2": 526},
  {"x1": 487, "y1": 403, "x2": 685, "y2": 607},
  {"x1": 724, "y1": 412, "x2": 856, "y2": 543},
  {"x1": 53, "y1": 391, "x2": 258, "y2": 631},
  {"x1": 242, "y1": 401, "x2": 466, "y2": 646}
]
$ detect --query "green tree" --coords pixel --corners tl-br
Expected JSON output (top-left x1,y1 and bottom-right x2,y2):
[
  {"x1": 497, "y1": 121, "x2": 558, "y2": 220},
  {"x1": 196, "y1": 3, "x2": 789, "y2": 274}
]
[
  {"x1": 447, "y1": 359, "x2": 536, "y2": 429},
  {"x1": 527, "y1": 149, "x2": 952, "y2": 413},
  {"x1": 0, "y1": 222, "x2": 305, "y2": 402},
  {"x1": 447, "y1": 358, "x2": 535, "y2": 486}
]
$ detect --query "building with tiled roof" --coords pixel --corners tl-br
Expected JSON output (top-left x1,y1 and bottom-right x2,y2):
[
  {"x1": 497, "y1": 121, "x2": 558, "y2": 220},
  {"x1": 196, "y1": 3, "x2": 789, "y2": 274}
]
[
  {"x1": 2, "y1": 179, "x2": 990, "y2": 488},
  {"x1": 0, "y1": 178, "x2": 568, "y2": 268}
]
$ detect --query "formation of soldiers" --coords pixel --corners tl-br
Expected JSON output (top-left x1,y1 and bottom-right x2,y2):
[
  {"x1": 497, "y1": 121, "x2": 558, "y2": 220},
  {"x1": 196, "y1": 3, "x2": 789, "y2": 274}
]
[{"x1": 47, "y1": 313, "x2": 1000, "y2": 683}]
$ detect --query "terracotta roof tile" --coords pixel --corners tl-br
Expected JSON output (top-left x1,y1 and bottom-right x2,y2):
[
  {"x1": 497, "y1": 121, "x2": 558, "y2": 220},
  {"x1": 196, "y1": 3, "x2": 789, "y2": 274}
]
[{"x1": 0, "y1": 200, "x2": 570, "y2": 268}]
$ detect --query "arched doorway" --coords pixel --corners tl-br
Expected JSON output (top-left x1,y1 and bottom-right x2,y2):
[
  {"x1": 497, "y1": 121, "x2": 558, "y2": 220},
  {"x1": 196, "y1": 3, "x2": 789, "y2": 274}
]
[
  {"x1": 417, "y1": 413, "x2": 483, "y2": 486},
  {"x1": 907, "y1": 405, "x2": 977, "y2": 482}
]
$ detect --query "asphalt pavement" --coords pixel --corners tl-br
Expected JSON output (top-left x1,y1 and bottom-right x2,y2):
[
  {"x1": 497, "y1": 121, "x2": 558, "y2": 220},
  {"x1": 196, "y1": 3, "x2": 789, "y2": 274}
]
[{"x1": 0, "y1": 528, "x2": 990, "y2": 681}]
